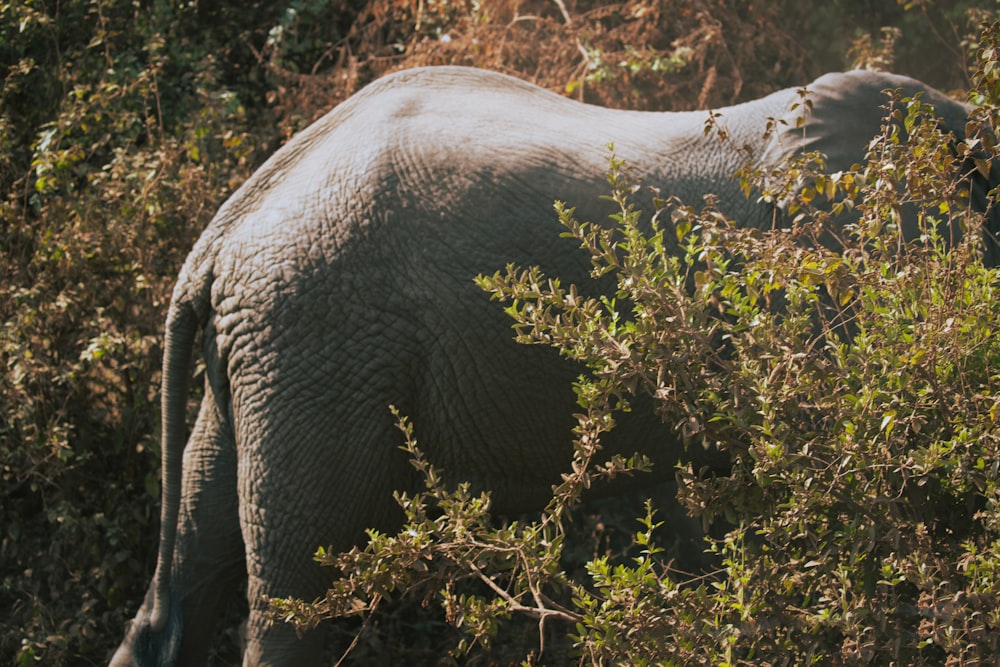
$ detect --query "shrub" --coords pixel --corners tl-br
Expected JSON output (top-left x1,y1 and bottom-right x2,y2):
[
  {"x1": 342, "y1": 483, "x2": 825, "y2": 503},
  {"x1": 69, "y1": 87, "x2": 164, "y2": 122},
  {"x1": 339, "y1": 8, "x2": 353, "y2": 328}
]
[
  {"x1": 0, "y1": 2, "x2": 263, "y2": 663},
  {"x1": 275, "y1": 20, "x2": 1000, "y2": 666}
]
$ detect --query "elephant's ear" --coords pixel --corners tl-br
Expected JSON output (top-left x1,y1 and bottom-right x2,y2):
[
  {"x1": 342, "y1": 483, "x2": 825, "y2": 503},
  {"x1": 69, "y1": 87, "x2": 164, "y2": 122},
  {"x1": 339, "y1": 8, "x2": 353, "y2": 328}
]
[{"x1": 758, "y1": 70, "x2": 974, "y2": 218}]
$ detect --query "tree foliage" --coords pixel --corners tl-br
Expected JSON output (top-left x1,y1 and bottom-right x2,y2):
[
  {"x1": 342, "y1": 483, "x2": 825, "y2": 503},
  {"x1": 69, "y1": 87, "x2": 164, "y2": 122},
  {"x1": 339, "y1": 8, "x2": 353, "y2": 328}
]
[{"x1": 1, "y1": 0, "x2": 998, "y2": 665}]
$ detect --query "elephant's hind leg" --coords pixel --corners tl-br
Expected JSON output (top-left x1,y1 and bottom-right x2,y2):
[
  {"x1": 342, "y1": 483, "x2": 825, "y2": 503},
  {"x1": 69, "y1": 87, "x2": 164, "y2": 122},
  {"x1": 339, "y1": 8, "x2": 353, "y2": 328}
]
[
  {"x1": 242, "y1": 593, "x2": 324, "y2": 667},
  {"x1": 234, "y1": 392, "x2": 412, "y2": 665},
  {"x1": 173, "y1": 383, "x2": 246, "y2": 664}
]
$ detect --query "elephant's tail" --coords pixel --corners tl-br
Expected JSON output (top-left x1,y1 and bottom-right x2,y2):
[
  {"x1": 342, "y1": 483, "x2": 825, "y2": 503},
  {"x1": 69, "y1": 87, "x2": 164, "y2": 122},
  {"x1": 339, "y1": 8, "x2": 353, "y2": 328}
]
[{"x1": 149, "y1": 297, "x2": 198, "y2": 633}]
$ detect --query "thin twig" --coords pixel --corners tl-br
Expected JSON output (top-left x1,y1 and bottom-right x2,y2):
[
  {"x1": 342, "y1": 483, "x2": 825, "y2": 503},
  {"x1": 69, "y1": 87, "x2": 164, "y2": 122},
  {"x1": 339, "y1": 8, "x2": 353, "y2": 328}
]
[
  {"x1": 550, "y1": 0, "x2": 572, "y2": 26},
  {"x1": 333, "y1": 593, "x2": 382, "y2": 667},
  {"x1": 466, "y1": 560, "x2": 583, "y2": 624}
]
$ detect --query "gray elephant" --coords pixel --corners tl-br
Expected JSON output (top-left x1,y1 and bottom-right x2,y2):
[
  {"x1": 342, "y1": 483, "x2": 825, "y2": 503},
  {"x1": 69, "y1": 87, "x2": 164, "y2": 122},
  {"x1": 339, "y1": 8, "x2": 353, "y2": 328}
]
[{"x1": 110, "y1": 66, "x2": 994, "y2": 666}]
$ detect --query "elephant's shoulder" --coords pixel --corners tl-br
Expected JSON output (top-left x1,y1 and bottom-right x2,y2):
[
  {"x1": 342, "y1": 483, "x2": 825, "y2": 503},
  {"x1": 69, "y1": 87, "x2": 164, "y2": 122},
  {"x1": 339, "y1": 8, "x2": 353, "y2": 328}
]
[
  {"x1": 806, "y1": 71, "x2": 969, "y2": 124},
  {"x1": 753, "y1": 69, "x2": 975, "y2": 220},
  {"x1": 761, "y1": 70, "x2": 971, "y2": 173},
  {"x1": 807, "y1": 70, "x2": 941, "y2": 105}
]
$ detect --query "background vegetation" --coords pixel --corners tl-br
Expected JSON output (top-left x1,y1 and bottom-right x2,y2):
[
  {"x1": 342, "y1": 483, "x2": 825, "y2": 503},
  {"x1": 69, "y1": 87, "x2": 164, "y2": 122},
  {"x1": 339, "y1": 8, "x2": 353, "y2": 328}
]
[{"x1": 1, "y1": 0, "x2": 997, "y2": 665}]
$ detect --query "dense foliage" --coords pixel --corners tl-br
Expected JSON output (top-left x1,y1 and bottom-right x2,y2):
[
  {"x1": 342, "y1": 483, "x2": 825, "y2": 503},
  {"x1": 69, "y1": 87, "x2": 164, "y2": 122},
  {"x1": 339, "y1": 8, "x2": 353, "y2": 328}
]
[
  {"x1": 279, "y1": 22, "x2": 1000, "y2": 666},
  {"x1": 1, "y1": 0, "x2": 997, "y2": 664}
]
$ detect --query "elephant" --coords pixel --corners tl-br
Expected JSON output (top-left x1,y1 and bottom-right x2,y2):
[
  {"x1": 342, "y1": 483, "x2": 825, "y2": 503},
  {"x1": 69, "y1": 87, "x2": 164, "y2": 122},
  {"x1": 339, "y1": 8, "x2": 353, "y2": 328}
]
[{"x1": 110, "y1": 65, "x2": 997, "y2": 666}]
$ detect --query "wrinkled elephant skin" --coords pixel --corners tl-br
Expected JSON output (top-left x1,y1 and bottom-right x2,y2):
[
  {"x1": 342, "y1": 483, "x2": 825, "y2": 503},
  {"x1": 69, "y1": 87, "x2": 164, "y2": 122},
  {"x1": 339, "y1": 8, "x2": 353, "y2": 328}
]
[{"x1": 110, "y1": 66, "x2": 994, "y2": 666}]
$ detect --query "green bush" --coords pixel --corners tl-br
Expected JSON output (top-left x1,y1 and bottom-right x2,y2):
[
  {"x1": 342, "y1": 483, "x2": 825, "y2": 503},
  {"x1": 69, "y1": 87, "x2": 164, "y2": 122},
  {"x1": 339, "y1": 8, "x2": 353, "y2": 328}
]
[
  {"x1": 0, "y1": 2, "x2": 264, "y2": 663},
  {"x1": 276, "y1": 20, "x2": 1000, "y2": 666}
]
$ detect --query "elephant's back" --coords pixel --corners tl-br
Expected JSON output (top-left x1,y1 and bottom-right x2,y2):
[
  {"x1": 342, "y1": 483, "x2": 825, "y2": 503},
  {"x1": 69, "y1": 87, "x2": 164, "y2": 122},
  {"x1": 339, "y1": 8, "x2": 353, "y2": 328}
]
[
  {"x1": 190, "y1": 65, "x2": 796, "y2": 331},
  {"x1": 202, "y1": 69, "x2": 679, "y2": 274}
]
